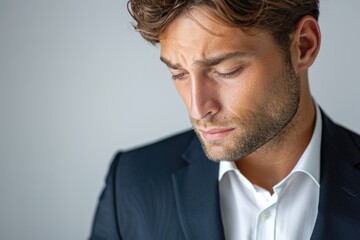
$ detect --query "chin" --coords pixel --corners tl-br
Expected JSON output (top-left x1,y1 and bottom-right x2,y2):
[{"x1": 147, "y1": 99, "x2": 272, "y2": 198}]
[{"x1": 201, "y1": 141, "x2": 240, "y2": 162}]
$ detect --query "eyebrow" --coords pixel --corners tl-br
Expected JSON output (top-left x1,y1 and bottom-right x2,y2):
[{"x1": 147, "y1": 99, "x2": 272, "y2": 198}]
[{"x1": 160, "y1": 51, "x2": 253, "y2": 69}]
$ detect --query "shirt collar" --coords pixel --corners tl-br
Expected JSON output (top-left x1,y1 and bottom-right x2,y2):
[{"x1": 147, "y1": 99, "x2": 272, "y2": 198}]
[
  {"x1": 219, "y1": 105, "x2": 322, "y2": 187},
  {"x1": 290, "y1": 104, "x2": 322, "y2": 186}
]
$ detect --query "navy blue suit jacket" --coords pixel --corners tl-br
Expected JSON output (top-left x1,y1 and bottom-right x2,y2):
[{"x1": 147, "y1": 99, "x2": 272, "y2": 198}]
[{"x1": 90, "y1": 114, "x2": 360, "y2": 239}]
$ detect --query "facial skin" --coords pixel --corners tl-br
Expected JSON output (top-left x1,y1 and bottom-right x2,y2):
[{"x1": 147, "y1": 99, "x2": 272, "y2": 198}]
[{"x1": 160, "y1": 8, "x2": 302, "y2": 162}]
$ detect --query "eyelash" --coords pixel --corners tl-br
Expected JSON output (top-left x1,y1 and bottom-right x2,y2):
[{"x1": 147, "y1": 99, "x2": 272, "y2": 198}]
[
  {"x1": 215, "y1": 68, "x2": 242, "y2": 79},
  {"x1": 171, "y1": 67, "x2": 243, "y2": 81},
  {"x1": 171, "y1": 73, "x2": 187, "y2": 80}
]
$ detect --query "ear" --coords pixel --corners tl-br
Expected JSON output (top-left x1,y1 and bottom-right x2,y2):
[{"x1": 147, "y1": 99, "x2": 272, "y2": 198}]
[{"x1": 290, "y1": 16, "x2": 321, "y2": 71}]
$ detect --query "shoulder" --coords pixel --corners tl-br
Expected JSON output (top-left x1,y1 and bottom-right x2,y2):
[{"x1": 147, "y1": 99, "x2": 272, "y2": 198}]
[
  {"x1": 111, "y1": 130, "x2": 196, "y2": 179},
  {"x1": 322, "y1": 111, "x2": 360, "y2": 164},
  {"x1": 125, "y1": 129, "x2": 195, "y2": 160},
  {"x1": 323, "y1": 112, "x2": 360, "y2": 146},
  {"x1": 342, "y1": 127, "x2": 360, "y2": 149},
  {"x1": 91, "y1": 130, "x2": 196, "y2": 239}
]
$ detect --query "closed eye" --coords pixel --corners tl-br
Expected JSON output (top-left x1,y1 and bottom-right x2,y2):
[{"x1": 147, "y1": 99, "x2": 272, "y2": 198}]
[{"x1": 215, "y1": 67, "x2": 243, "y2": 79}]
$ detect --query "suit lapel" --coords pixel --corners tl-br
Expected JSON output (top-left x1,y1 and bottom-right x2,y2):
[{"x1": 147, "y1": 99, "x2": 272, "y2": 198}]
[
  {"x1": 172, "y1": 136, "x2": 225, "y2": 240},
  {"x1": 311, "y1": 113, "x2": 360, "y2": 240}
]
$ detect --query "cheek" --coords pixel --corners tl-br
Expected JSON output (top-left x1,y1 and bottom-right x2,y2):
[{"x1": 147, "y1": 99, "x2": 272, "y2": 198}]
[
  {"x1": 221, "y1": 88, "x2": 250, "y2": 117},
  {"x1": 219, "y1": 76, "x2": 261, "y2": 111},
  {"x1": 245, "y1": 64, "x2": 278, "y2": 94}
]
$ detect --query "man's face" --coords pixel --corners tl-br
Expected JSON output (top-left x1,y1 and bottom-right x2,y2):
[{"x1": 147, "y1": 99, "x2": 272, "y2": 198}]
[{"x1": 159, "y1": 8, "x2": 300, "y2": 162}]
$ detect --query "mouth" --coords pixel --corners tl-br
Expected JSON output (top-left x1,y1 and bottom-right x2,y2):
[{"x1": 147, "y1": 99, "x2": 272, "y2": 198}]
[{"x1": 199, "y1": 128, "x2": 235, "y2": 142}]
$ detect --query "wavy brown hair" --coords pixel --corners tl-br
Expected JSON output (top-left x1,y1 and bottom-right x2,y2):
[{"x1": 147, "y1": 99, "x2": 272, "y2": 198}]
[{"x1": 127, "y1": 0, "x2": 319, "y2": 50}]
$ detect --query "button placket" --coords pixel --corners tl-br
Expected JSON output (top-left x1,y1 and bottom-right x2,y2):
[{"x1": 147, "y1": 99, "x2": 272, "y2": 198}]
[{"x1": 255, "y1": 205, "x2": 277, "y2": 240}]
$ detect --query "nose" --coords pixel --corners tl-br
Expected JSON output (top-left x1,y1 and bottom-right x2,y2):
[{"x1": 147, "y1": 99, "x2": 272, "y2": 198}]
[{"x1": 190, "y1": 75, "x2": 220, "y2": 120}]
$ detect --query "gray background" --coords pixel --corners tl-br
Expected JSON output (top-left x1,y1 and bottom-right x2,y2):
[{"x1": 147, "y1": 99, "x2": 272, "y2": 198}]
[{"x1": 0, "y1": 0, "x2": 359, "y2": 239}]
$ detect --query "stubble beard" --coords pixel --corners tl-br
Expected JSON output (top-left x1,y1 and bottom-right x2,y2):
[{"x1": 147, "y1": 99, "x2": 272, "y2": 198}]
[{"x1": 191, "y1": 59, "x2": 301, "y2": 162}]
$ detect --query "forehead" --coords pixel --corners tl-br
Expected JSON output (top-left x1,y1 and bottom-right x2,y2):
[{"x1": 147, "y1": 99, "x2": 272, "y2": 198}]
[{"x1": 159, "y1": 7, "x2": 275, "y2": 65}]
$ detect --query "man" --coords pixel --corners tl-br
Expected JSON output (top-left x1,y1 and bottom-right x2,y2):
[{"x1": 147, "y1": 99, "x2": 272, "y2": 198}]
[{"x1": 90, "y1": 0, "x2": 360, "y2": 239}]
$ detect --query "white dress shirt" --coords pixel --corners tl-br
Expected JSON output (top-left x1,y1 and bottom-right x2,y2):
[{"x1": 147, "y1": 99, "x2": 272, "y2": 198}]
[{"x1": 219, "y1": 106, "x2": 322, "y2": 240}]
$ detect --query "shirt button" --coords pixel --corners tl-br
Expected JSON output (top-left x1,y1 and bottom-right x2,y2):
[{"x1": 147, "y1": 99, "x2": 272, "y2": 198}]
[{"x1": 261, "y1": 210, "x2": 270, "y2": 220}]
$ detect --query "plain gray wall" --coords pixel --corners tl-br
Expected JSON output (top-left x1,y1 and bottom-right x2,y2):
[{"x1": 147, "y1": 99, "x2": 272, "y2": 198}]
[{"x1": 0, "y1": 0, "x2": 359, "y2": 239}]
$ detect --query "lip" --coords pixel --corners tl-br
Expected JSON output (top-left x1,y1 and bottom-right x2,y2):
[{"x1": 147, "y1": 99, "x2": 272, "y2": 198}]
[{"x1": 200, "y1": 128, "x2": 235, "y2": 141}]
